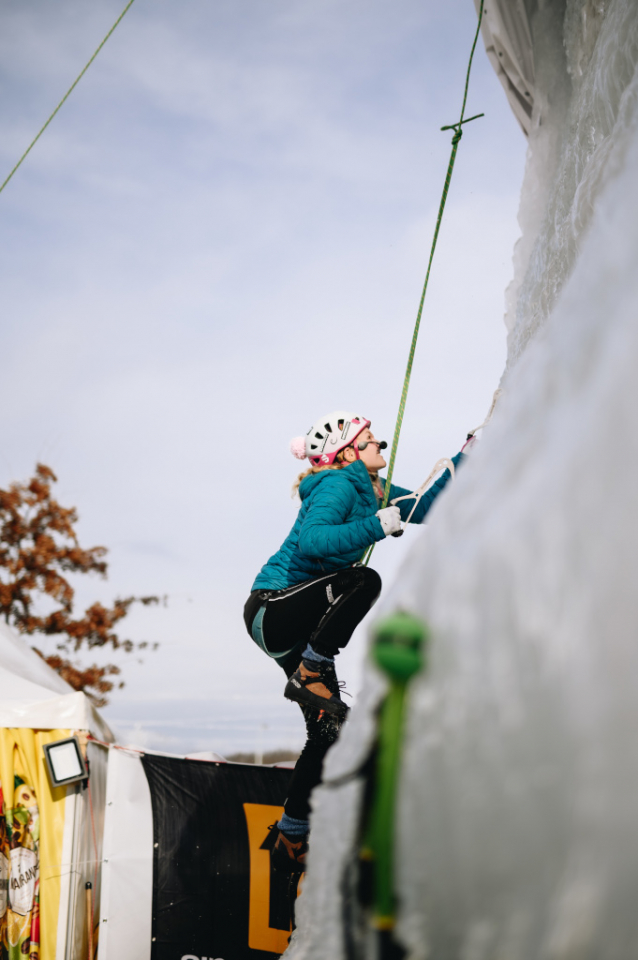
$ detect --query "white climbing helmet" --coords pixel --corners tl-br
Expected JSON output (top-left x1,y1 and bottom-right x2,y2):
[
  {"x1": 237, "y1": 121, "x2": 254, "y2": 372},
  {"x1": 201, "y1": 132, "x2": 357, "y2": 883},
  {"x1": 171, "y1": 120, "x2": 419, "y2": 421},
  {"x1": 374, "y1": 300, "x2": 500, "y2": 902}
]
[{"x1": 290, "y1": 411, "x2": 370, "y2": 466}]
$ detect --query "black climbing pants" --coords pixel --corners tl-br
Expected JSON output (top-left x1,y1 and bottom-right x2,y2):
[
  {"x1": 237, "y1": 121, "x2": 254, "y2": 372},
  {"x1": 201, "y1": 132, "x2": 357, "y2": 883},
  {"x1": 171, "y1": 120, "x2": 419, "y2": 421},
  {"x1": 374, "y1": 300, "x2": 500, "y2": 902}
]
[{"x1": 243, "y1": 565, "x2": 382, "y2": 820}]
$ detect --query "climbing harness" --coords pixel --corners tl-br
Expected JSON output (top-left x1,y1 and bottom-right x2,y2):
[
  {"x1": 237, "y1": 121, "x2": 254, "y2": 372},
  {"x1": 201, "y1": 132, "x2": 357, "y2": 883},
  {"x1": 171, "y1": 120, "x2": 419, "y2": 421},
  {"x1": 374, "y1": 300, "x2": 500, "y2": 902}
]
[
  {"x1": 0, "y1": 0, "x2": 137, "y2": 196},
  {"x1": 362, "y1": 0, "x2": 485, "y2": 567}
]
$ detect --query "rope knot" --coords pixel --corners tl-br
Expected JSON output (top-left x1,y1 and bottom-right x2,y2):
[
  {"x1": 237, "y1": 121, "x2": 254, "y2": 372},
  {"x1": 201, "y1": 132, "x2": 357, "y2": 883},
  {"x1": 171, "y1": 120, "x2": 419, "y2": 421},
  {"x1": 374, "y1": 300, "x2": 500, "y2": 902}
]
[{"x1": 451, "y1": 126, "x2": 463, "y2": 145}]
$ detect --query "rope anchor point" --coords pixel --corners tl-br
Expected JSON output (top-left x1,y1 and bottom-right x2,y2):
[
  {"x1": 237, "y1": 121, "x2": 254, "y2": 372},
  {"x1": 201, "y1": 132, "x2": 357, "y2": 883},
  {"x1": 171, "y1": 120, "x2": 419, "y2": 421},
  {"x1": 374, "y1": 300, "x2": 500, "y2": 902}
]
[{"x1": 440, "y1": 112, "x2": 485, "y2": 142}]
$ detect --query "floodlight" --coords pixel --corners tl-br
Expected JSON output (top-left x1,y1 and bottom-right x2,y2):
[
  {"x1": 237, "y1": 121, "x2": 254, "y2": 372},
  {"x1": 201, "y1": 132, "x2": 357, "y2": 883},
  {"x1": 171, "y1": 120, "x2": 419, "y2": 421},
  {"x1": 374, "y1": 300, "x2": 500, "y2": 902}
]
[{"x1": 43, "y1": 736, "x2": 88, "y2": 787}]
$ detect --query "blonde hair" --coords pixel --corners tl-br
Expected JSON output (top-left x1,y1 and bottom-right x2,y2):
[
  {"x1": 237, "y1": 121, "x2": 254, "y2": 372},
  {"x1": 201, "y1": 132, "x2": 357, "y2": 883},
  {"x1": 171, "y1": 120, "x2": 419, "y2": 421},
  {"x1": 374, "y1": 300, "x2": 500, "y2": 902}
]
[{"x1": 292, "y1": 454, "x2": 346, "y2": 497}]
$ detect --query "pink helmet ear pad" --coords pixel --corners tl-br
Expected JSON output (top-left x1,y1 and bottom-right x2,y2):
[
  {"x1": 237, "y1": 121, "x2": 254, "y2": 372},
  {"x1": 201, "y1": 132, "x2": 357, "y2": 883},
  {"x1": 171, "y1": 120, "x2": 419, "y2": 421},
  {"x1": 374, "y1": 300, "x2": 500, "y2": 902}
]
[{"x1": 290, "y1": 437, "x2": 308, "y2": 460}]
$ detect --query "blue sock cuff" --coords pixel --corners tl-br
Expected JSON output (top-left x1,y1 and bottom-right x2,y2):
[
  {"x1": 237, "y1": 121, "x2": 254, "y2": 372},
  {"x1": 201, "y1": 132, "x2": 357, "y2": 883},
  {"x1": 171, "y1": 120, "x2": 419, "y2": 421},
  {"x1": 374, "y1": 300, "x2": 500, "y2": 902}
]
[
  {"x1": 302, "y1": 643, "x2": 335, "y2": 664},
  {"x1": 278, "y1": 813, "x2": 309, "y2": 836}
]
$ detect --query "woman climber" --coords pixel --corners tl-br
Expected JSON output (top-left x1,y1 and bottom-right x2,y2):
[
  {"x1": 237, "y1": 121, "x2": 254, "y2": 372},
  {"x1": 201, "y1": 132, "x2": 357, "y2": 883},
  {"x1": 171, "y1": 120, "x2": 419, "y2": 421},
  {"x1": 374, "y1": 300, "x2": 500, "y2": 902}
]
[{"x1": 243, "y1": 410, "x2": 464, "y2": 872}]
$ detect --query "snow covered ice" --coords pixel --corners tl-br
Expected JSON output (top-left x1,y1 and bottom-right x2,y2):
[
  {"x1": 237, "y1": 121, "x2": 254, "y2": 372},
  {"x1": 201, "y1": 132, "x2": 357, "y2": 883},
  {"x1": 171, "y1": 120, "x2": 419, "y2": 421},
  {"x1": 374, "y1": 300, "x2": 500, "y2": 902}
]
[{"x1": 287, "y1": 1, "x2": 638, "y2": 957}]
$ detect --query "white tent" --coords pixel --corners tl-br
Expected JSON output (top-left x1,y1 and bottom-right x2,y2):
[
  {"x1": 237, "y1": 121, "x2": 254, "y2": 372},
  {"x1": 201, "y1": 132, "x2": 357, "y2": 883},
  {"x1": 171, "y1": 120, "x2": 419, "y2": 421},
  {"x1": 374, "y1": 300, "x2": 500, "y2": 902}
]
[
  {"x1": 0, "y1": 620, "x2": 113, "y2": 959},
  {"x1": 0, "y1": 621, "x2": 242, "y2": 960},
  {"x1": 0, "y1": 619, "x2": 113, "y2": 738}
]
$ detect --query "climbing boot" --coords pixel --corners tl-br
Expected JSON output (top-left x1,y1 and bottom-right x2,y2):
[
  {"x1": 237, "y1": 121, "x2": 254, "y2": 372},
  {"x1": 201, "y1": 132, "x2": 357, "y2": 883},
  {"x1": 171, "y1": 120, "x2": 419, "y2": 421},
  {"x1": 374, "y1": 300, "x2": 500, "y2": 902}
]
[
  {"x1": 269, "y1": 826, "x2": 308, "y2": 874},
  {"x1": 284, "y1": 658, "x2": 349, "y2": 719}
]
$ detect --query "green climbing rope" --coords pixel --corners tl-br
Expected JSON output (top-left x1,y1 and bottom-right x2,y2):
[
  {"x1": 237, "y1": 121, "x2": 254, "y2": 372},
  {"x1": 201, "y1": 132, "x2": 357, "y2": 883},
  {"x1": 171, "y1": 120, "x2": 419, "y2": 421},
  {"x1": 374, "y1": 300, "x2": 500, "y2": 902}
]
[
  {"x1": 0, "y1": 0, "x2": 137, "y2": 197},
  {"x1": 363, "y1": 0, "x2": 485, "y2": 565}
]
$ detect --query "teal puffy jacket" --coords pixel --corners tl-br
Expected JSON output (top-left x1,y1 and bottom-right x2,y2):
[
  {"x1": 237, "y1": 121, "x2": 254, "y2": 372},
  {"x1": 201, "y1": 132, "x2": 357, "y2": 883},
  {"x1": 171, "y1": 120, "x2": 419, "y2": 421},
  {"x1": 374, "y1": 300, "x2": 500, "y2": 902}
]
[{"x1": 252, "y1": 454, "x2": 463, "y2": 590}]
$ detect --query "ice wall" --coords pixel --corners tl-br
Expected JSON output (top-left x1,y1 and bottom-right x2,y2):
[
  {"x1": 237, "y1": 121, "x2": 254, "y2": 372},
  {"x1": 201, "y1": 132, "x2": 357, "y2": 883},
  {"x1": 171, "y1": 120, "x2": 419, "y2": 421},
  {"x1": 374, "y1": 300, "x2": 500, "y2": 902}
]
[
  {"x1": 287, "y1": 1, "x2": 638, "y2": 958},
  {"x1": 508, "y1": 0, "x2": 633, "y2": 360}
]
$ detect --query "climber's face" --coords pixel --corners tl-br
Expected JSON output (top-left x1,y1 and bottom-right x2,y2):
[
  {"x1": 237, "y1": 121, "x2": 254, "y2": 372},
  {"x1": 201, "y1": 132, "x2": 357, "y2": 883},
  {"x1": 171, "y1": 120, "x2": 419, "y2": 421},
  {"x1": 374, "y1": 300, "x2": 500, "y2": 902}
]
[
  {"x1": 356, "y1": 428, "x2": 387, "y2": 472},
  {"x1": 341, "y1": 427, "x2": 387, "y2": 471}
]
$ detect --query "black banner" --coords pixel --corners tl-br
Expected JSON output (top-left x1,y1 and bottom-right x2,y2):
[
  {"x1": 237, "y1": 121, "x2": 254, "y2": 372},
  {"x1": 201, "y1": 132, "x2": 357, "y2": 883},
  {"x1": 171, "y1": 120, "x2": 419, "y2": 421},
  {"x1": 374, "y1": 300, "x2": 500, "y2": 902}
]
[{"x1": 141, "y1": 754, "x2": 299, "y2": 960}]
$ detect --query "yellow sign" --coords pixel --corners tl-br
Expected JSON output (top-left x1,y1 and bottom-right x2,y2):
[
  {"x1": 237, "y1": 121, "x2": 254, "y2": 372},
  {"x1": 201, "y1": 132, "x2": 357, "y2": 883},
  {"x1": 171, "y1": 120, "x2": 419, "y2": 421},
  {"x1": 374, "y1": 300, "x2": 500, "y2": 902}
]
[
  {"x1": 243, "y1": 803, "x2": 292, "y2": 955},
  {"x1": 0, "y1": 728, "x2": 70, "y2": 960}
]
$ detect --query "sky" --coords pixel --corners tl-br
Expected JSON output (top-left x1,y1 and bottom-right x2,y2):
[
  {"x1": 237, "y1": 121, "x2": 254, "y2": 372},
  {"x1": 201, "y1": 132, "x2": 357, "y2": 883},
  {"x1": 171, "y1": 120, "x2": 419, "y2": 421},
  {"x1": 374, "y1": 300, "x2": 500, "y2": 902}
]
[{"x1": 0, "y1": 0, "x2": 527, "y2": 755}]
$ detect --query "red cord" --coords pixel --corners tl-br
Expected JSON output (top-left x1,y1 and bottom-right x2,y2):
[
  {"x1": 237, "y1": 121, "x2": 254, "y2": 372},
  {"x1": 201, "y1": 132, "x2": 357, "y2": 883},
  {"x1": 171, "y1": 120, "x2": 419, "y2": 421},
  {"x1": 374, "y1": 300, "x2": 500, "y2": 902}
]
[{"x1": 86, "y1": 734, "x2": 144, "y2": 753}]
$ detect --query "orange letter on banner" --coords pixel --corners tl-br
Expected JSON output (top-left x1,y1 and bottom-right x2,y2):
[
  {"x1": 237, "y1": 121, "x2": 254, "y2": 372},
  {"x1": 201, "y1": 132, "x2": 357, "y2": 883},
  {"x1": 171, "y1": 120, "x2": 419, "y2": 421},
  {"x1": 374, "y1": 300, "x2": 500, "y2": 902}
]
[{"x1": 243, "y1": 804, "x2": 291, "y2": 954}]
